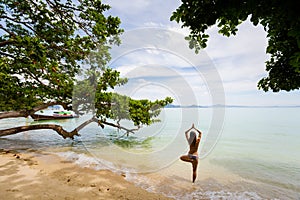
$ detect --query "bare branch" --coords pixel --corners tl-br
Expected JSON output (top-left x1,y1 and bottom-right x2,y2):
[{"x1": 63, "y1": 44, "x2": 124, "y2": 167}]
[
  {"x1": 75, "y1": 116, "x2": 103, "y2": 132},
  {"x1": 101, "y1": 121, "x2": 141, "y2": 136}
]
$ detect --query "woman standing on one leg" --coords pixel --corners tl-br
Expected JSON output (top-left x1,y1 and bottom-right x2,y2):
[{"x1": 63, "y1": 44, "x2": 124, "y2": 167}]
[{"x1": 180, "y1": 123, "x2": 202, "y2": 183}]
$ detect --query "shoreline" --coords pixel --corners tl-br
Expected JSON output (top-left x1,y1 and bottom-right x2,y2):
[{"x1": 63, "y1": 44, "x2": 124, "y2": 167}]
[{"x1": 0, "y1": 149, "x2": 172, "y2": 200}]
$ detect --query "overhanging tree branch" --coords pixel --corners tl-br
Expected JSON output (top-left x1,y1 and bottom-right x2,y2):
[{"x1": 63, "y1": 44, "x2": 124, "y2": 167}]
[
  {"x1": 0, "y1": 0, "x2": 172, "y2": 140},
  {"x1": 101, "y1": 121, "x2": 141, "y2": 136},
  {"x1": 0, "y1": 116, "x2": 139, "y2": 139},
  {"x1": 0, "y1": 116, "x2": 98, "y2": 139},
  {"x1": 0, "y1": 124, "x2": 79, "y2": 139}
]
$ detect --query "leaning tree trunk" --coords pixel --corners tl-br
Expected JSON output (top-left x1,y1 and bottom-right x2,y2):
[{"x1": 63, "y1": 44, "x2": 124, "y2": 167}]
[
  {"x1": 0, "y1": 117, "x2": 140, "y2": 139},
  {"x1": 0, "y1": 117, "x2": 98, "y2": 139},
  {"x1": 0, "y1": 124, "x2": 79, "y2": 139}
]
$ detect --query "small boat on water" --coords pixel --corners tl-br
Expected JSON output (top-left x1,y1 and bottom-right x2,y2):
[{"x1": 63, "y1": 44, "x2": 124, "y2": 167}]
[{"x1": 31, "y1": 105, "x2": 78, "y2": 121}]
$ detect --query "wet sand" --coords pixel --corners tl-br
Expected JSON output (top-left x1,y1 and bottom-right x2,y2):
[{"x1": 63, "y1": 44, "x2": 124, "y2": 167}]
[{"x1": 0, "y1": 149, "x2": 172, "y2": 200}]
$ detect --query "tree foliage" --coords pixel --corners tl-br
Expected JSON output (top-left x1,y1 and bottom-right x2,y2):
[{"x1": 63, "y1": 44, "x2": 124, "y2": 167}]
[
  {"x1": 171, "y1": 0, "x2": 300, "y2": 92},
  {"x1": 0, "y1": 0, "x2": 122, "y2": 111},
  {"x1": 0, "y1": 0, "x2": 173, "y2": 138},
  {"x1": 95, "y1": 91, "x2": 173, "y2": 127}
]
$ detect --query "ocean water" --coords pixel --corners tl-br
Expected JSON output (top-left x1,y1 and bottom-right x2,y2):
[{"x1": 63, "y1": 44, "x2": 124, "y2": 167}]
[{"x1": 1, "y1": 107, "x2": 300, "y2": 199}]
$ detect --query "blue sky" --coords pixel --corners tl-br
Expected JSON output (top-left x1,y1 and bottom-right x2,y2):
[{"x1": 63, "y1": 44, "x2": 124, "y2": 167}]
[{"x1": 103, "y1": 0, "x2": 300, "y2": 106}]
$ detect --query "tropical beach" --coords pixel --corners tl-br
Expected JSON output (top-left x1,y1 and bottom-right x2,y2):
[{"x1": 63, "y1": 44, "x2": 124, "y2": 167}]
[
  {"x1": 1, "y1": 107, "x2": 300, "y2": 199},
  {"x1": 0, "y1": 149, "x2": 171, "y2": 200},
  {"x1": 1, "y1": 0, "x2": 300, "y2": 200}
]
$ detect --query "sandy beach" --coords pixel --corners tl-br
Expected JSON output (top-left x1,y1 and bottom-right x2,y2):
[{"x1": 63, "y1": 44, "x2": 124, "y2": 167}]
[{"x1": 0, "y1": 149, "x2": 172, "y2": 200}]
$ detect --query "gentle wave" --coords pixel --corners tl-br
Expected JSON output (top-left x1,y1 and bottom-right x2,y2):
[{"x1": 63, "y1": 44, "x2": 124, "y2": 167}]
[
  {"x1": 1, "y1": 107, "x2": 300, "y2": 199},
  {"x1": 182, "y1": 190, "x2": 263, "y2": 200}
]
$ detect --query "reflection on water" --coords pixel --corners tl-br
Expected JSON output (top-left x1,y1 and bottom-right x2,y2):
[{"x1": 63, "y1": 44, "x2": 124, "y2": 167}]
[{"x1": 113, "y1": 136, "x2": 155, "y2": 150}]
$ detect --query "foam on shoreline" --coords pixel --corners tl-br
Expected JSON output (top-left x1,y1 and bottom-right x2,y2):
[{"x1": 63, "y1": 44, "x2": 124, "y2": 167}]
[{"x1": 0, "y1": 149, "x2": 172, "y2": 200}]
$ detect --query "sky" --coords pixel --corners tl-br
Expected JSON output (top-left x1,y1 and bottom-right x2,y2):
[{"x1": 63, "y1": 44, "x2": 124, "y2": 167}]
[{"x1": 102, "y1": 0, "x2": 300, "y2": 106}]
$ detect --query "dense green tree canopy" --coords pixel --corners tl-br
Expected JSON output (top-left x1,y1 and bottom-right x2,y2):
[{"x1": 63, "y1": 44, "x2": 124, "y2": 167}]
[
  {"x1": 0, "y1": 0, "x2": 122, "y2": 112},
  {"x1": 171, "y1": 0, "x2": 300, "y2": 92},
  {"x1": 0, "y1": 0, "x2": 172, "y2": 138}
]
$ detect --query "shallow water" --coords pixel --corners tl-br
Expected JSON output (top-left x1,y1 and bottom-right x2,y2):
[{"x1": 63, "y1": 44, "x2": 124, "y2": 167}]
[{"x1": 1, "y1": 107, "x2": 300, "y2": 199}]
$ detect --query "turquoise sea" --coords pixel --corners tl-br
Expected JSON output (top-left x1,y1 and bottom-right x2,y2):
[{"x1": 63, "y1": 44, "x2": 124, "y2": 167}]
[{"x1": 1, "y1": 107, "x2": 300, "y2": 199}]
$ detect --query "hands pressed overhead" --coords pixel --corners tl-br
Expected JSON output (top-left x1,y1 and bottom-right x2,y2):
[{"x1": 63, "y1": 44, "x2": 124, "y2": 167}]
[{"x1": 180, "y1": 123, "x2": 202, "y2": 183}]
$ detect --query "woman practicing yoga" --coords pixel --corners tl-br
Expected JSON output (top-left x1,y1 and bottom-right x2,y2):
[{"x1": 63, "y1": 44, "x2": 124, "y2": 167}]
[{"x1": 180, "y1": 123, "x2": 202, "y2": 183}]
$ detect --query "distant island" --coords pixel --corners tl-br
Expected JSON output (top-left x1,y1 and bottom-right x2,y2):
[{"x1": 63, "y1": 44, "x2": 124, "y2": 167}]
[{"x1": 165, "y1": 104, "x2": 300, "y2": 108}]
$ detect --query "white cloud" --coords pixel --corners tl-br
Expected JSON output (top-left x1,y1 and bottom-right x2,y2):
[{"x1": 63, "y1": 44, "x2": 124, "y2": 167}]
[
  {"x1": 206, "y1": 19, "x2": 268, "y2": 59},
  {"x1": 105, "y1": 0, "x2": 298, "y2": 106},
  {"x1": 111, "y1": 48, "x2": 192, "y2": 72},
  {"x1": 203, "y1": 18, "x2": 270, "y2": 95},
  {"x1": 103, "y1": 0, "x2": 181, "y2": 28}
]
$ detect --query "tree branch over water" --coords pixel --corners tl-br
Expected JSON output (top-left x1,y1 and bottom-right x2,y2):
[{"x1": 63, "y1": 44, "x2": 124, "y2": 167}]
[
  {"x1": 0, "y1": 0, "x2": 172, "y2": 139},
  {"x1": 0, "y1": 116, "x2": 141, "y2": 139},
  {"x1": 0, "y1": 124, "x2": 79, "y2": 139}
]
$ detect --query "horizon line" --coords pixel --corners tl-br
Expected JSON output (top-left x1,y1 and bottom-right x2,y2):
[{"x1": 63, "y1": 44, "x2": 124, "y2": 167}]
[{"x1": 165, "y1": 104, "x2": 300, "y2": 108}]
